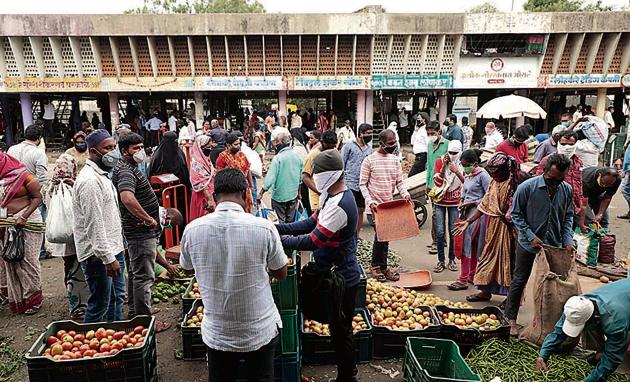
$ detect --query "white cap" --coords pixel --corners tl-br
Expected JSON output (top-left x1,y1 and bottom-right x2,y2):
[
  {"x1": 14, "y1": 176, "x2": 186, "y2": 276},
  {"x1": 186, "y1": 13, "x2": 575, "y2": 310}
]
[
  {"x1": 552, "y1": 124, "x2": 566, "y2": 136},
  {"x1": 562, "y1": 296, "x2": 595, "y2": 337}
]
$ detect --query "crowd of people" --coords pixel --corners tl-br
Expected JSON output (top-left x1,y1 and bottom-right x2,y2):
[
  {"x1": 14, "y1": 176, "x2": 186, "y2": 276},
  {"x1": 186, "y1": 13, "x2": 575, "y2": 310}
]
[{"x1": 0, "y1": 99, "x2": 629, "y2": 382}]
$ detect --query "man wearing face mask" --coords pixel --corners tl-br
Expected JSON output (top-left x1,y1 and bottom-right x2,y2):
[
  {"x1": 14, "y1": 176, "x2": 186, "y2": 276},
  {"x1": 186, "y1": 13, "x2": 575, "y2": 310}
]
[
  {"x1": 111, "y1": 133, "x2": 162, "y2": 323},
  {"x1": 533, "y1": 125, "x2": 565, "y2": 164},
  {"x1": 506, "y1": 154, "x2": 575, "y2": 336},
  {"x1": 580, "y1": 167, "x2": 621, "y2": 230},
  {"x1": 341, "y1": 123, "x2": 373, "y2": 236},
  {"x1": 408, "y1": 113, "x2": 429, "y2": 177},
  {"x1": 65, "y1": 131, "x2": 89, "y2": 169},
  {"x1": 72, "y1": 129, "x2": 125, "y2": 323},
  {"x1": 277, "y1": 149, "x2": 361, "y2": 382},
  {"x1": 259, "y1": 128, "x2": 304, "y2": 224},
  {"x1": 537, "y1": 130, "x2": 585, "y2": 230},
  {"x1": 443, "y1": 114, "x2": 464, "y2": 147},
  {"x1": 496, "y1": 125, "x2": 529, "y2": 164},
  {"x1": 426, "y1": 121, "x2": 449, "y2": 254},
  {"x1": 360, "y1": 130, "x2": 410, "y2": 282}
]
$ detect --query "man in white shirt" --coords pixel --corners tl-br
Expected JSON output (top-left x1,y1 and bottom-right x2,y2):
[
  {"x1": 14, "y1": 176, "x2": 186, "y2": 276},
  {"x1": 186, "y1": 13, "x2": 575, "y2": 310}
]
[
  {"x1": 180, "y1": 168, "x2": 288, "y2": 381},
  {"x1": 603, "y1": 106, "x2": 615, "y2": 129},
  {"x1": 73, "y1": 129, "x2": 126, "y2": 323},
  {"x1": 42, "y1": 98, "x2": 55, "y2": 138},
  {"x1": 461, "y1": 116, "x2": 474, "y2": 150},
  {"x1": 144, "y1": 112, "x2": 162, "y2": 147},
  {"x1": 572, "y1": 104, "x2": 583, "y2": 123},
  {"x1": 168, "y1": 111, "x2": 178, "y2": 133},
  {"x1": 484, "y1": 122, "x2": 504, "y2": 150},
  {"x1": 409, "y1": 112, "x2": 429, "y2": 177}
]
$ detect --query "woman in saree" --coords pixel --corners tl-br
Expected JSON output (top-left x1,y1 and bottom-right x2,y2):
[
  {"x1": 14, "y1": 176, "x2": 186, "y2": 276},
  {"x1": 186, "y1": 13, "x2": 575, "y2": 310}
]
[
  {"x1": 0, "y1": 152, "x2": 44, "y2": 315},
  {"x1": 189, "y1": 134, "x2": 216, "y2": 221},
  {"x1": 215, "y1": 133, "x2": 254, "y2": 212},
  {"x1": 448, "y1": 149, "x2": 490, "y2": 290},
  {"x1": 453, "y1": 152, "x2": 520, "y2": 303},
  {"x1": 47, "y1": 154, "x2": 90, "y2": 319}
]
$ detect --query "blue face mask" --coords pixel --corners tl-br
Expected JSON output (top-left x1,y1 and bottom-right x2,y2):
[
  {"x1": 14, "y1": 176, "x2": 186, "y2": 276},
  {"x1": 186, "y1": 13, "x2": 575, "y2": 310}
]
[{"x1": 561, "y1": 121, "x2": 570, "y2": 128}]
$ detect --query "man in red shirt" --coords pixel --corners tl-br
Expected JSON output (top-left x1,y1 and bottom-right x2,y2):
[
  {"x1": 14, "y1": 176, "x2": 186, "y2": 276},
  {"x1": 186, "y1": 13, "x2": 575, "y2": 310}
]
[{"x1": 496, "y1": 126, "x2": 529, "y2": 164}]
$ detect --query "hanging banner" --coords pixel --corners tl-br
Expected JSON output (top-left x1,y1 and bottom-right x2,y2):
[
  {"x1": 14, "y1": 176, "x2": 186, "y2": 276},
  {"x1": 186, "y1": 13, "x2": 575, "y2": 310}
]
[
  {"x1": 371, "y1": 74, "x2": 453, "y2": 89},
  {"x1": 1, "y1": 77, "x2": 102, "y2": 92},
  {"x1": 454, "y1": 57, "x2": 540, "y2": 89},
  {"x1": 289, "y1": 76, "x2": 370, "y2": 90},
  {"x1": 538, "y1": 74, "x2": 623, "y2": 88}
]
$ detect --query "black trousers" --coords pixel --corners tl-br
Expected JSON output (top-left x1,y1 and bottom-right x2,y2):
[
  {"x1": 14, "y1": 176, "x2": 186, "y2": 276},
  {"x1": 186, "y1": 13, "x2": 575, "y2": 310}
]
[
  {"x1": 329, "y1": 285, "x2": 358, "y2": 382},
  {"x1": 371, "y1": 229, "x2": 389, "y2": 269},
  {"x1": 207, "y1": 335, "x2": 279, "y2": 382},
  {"x1": 148, "y1": 130, "x2": 159, "y2": 147},
  {"x1": 408, "y1": 152, "x2": 427, "y2": 177},
  {"x1": 505, "y1": 244, "x2": 536, "y2": 320}
]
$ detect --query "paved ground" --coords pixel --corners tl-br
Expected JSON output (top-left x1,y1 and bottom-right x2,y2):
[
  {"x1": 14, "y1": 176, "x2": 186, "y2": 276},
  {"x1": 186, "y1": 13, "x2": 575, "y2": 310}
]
[{"x1": 2, "y1": 169, "x2": 629, "y2": 381}]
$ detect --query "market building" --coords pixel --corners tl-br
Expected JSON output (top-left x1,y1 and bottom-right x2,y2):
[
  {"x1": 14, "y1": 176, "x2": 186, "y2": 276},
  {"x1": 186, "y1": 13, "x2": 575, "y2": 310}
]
[{"x1": 0, "y1": 11, "x2": 629, "y2": 145}]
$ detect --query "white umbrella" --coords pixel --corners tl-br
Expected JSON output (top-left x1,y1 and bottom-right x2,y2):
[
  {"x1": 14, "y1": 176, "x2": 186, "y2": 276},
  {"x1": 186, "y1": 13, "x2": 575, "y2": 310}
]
[{"x1": 476, "y1": 94, "x2": 547, "y2": 119}]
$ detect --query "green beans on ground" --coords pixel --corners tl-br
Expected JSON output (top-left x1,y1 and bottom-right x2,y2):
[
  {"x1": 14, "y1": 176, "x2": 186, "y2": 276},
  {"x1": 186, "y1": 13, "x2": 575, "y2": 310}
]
[
  {"x1": 466, "y1": 338, "x2": 630, "y2": 382},
  {"x1": 357, "y1": 239, "x2": 401, "y2": 269}
]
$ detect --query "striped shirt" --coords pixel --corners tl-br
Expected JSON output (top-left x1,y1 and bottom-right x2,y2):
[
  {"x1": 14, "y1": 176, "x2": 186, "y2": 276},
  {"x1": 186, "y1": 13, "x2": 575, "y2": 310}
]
[
  {"x1": 179, "y1": 202, "x2": 287, "y2": 352},
  {"x1": 7, "y1": 141, "x2": 48, "y2": 190},
  {"x1": 359, "y1": 151, "x2": 409, "y2": 208}
]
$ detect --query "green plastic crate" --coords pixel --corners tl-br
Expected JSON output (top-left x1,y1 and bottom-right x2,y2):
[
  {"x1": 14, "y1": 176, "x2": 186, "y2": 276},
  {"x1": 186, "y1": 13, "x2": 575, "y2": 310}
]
[
  {"x1": 277, "y1": 309, "x2": 299, "y2": 356},
  {"x1": 271, "y1": 251, "x2": 298, "y2": 311},
  {"x1": 403, "y1": 337, "x2": 480, "y2": 382}
]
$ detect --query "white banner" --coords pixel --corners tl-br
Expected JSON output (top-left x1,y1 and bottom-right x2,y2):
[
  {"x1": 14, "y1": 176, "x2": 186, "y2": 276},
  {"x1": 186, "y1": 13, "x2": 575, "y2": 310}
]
[{"x1": 454, "y1": 56, "x2": 540, "y2": 89}]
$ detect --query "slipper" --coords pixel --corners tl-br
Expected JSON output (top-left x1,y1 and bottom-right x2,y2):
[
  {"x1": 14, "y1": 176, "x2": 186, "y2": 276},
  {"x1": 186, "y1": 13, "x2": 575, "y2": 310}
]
[
  {"x1": 448, "y1": 261, "x2": 458, "y2": 272},
  {"x1": 466, "y1": 293, "x2": 491, "y2": 302},
  {"x1": 371, "y1": 267, "x2": 386, "y2": 282},
  {"x1": 155, "y1": 321, "x2": 172, "y2": 333},
  {"x1": 433, "y1": 263, "x2": 445, "y2": 273},
  {"x1": 447, "y1": 282, "x2": 469, "y2": 291},
  {"x1": 24, "y1": 304, "x2": 42, "y2": 316},
  {"x1": 383, "y1": 268, "x2": 400, "y2": 282},
  {"x1": 428, "y1": 248, "x2": 438, "y2": 254}
]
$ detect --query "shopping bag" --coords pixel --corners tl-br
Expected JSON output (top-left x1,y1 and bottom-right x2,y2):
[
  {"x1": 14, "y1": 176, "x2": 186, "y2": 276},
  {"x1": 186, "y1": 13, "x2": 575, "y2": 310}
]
[
  {"x1": 598, "y1": 234, "x2": 616, "y2": 264},
  {"x1": 45, "y1": 182, "x2": 75, "y2": 244},
  {"x1": 294, "y1": 200, "x2": 308, "y2": 222},
  {"x1": 520, "y1": 245, "x2": 581, "y2": 347},
  {"x1": 2, "y1": 227, "x2": 25, "y2": 263},
  {"x1": 299, "y1": 261, "x2": 345, "y2": 324},
  {"x1": 256, "y1": 201, "x2": 278, "y2": 223}
]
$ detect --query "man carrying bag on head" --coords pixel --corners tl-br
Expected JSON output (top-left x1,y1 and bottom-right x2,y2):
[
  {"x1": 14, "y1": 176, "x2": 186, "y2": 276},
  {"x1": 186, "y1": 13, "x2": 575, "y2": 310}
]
[{"x1": 276, "y1": 149, "x2": 360, "y2": 382}]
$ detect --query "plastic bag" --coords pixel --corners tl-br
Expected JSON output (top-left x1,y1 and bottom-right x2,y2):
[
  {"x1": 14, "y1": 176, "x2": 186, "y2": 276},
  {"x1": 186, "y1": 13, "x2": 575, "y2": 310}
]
[
  {"x1": 294, "y1": 200, "x2": 308, "y2": 222},
  {"x1": 45, "y1": 182, "x2": 75, "y2": 244},
  {"x1": 255, "y1": 201, "x2": 278, "y2": 223},
  {"x1": 242, "y1": 144, "x2": 263, "y2": 179},
  {"x1": 2, "y1": 227, "x2": 25, "y2": 263},
  {"x1": 573, "y1": 115, "x2": 609, "y2": 151},
  {"x1": 573, "y1": 224, "x2": 604, "y2": 267}
]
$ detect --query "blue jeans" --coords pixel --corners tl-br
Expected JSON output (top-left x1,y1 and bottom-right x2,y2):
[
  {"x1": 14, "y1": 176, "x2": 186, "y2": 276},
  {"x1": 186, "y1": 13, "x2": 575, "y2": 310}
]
[
  {"x1": 81, "y1": 252, "x2": 125, "y2": 323},
  {"x1": 434, "y1": 205, "x2": 458, "y2": 264},
  {"x1": 621, "y1": 174, "x2": 630, "y2": 214}
]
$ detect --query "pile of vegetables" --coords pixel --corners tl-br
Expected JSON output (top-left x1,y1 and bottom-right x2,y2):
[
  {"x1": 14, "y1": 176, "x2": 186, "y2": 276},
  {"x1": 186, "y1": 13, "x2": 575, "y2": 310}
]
[
  {"x1": 152, "y1": 280, "x2": 188, "y2": 304},
  {"x1": 466, "y1": 338, "x2": 630, "y2": 382},
  {"x1": 0, "y1": 336, "x2": 23, "y2": 382},
  {"x1": 357, "y1": 240, "x2": 401, "y2": 270}
]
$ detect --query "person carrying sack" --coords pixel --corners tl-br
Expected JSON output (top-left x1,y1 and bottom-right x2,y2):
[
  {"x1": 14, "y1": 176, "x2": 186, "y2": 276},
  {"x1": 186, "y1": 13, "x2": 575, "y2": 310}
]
[{"x1": 276, "y1": 149, "x2": 361, "y2": 382}]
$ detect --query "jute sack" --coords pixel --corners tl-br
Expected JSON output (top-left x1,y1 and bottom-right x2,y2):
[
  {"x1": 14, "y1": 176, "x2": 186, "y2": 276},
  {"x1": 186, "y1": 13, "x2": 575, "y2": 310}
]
[{"x1": 520, "y1": 245, "x2": 581, "y2": 347}]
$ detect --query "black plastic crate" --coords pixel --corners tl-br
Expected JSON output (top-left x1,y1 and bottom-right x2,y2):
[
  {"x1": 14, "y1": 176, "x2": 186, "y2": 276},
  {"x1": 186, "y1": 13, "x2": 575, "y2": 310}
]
[
  {"x1": 236, "y1": 350, "x2": 301, "y2": 382},
  {"x1": 26, "y1": 316, "x2": 157, "y2": 382},
  {"x1": 181, "y1": 299, "x2": 206, "y2": 360},
  {"x1": 355, "y1": 264, "x2": 367, "y2": 309},
  {"x1": 434, "y1": 305, "x2": 510, "y2": 356},
  {"x1": 371, "y1": 306, "x2": 441, "y2": 359},
  {"x1": 301, "y1": 308, "x2": 373, "y2": 365}
]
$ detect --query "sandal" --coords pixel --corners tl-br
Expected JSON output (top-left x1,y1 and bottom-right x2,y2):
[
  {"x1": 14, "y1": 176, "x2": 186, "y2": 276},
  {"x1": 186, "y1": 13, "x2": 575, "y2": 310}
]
[
  {"x1": 448, "y1": 261, "x2": 458, "y2": 272},
  {"x1": 466, "y1": 293, "x2": 491, "y2": 302},
  {"x1": 371, "y1": 267, "x2": 386, "y2": 282},
  {"x1": 428, "y1": 245, "x2": 438, "y2": 254},
  {"x1": 155, "y1": 321, "x2": 172, "y2": 333},
  {"x1": 382, "y1": 268, "x2": 400, "y2": 282},
  {"x1": 447, "y1": 281, "x2": 469, "y2": 291},
  {"x1": 24, "y1": 304, "x2": 42, "y2": 316},
  {"x1": 433, "y1": 263, "x2": 445, "y2": 273}
]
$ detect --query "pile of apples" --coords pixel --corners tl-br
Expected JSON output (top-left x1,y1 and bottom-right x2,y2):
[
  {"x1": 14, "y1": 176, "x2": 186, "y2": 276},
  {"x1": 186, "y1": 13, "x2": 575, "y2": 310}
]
[
  {"x1": 303, "y1": 314, "x2": 368, "y2": 336},
  {"x1": 185, "y1": 306, "x2": 204, "y2": 327},
  {"x1": 41, "y1": 326, "x2": 148, "y2": 360},
  {"x1": 440, "y1": 311, "x2": 502, "y2": 331},
  {"x1": 187, "y1": 282, "x2": 201, "y2": 299}
]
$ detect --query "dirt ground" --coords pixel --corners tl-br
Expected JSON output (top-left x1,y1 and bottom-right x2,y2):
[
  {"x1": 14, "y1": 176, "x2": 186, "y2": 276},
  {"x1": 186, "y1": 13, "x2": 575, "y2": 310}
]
[{"x1": 2, "y1": 190, "x2": 630, "y2": 382}]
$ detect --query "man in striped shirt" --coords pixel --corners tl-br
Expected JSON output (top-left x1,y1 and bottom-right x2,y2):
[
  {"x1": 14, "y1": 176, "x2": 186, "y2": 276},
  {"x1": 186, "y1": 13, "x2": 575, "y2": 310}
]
[{"x1": 359, "y1": 129, "x2": 410, "y2": 282}]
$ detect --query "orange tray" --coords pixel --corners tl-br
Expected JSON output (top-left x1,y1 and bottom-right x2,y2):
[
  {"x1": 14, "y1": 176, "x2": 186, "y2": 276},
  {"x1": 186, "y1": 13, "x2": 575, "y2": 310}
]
[
  {"x1": 394, "y1": 270, "x2": 433, "y2": 289},
  {"x1": 373, "y1": 199, "x2": 420, "y2": 242}
]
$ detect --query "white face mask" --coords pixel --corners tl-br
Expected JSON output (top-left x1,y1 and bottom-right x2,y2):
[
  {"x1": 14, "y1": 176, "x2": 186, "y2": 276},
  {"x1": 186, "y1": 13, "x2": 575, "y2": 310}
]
[
  {"x1": 313, "y1": 170, "x2": 344, "y2": 202},
  {"x1": 133, "y1": 149, "x2": 146, "y2": 164},
  {"x1": 428, "y1": 136, "x2": 438, "y2": 144},
  {"x1": 448, "y1": 153, "x2": 460, "y2": 163},
  {"x1": 557, "y1": 144, "x2": 576, "y2": 158}
]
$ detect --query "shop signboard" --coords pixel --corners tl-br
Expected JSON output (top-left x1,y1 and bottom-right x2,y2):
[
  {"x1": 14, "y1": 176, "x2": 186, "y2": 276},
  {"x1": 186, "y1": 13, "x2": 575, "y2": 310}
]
[
  {"x1": 454, "y1": 56, "x2": 540, "y2": 89},
  {"x1": 538, "y1": 74, "x2": 623, "y2": 88},
  {"x1": 198, "y1": 76, "x2": 283, "y2": 90},
  {"x1": 371, "y1": 74, "x2": 453, "y2": 89},
  {"x1": 1, "y1": 77, "x2": 102, "y2": 92},
  {"x1": 290, "y1": 76, "x2": 370, "y2": 90}
]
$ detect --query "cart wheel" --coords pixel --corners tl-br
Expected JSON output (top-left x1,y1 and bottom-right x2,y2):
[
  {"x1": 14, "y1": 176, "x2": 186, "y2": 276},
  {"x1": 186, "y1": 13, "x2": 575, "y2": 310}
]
[{"x1": 412, "y1": 199, "x2": 428, "y2": 228}]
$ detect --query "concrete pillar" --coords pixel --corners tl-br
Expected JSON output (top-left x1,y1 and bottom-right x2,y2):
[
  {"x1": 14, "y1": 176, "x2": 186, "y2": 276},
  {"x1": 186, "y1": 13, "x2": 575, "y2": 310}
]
[
  {"x1": 194, "y1": 91, "x2": 204, "y2": 129},
  {"x1": 108, "y1": 92, "x2": 120, "y2": 129},
  {"x1": 438, "y1": 92, "x2": 447, "y2": 124},
  {"x1": 595, "y1": 88, "x2": 607, "y2": 118},
  {"x1": 278, "y1": 90, "x2": 287, "y2": 116},
  {"x1": 355, "y1": 90, "x2": 366, "y2": 125},
  {"x1": 19, "y1": 93, "x2": 33, "y2": 129},
  {"x1": 365, "y1": 91, "x2": 374, "y2": 126},
  {"x1": 515, "y1": 89, "x2": 527, "y2": 127}
]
